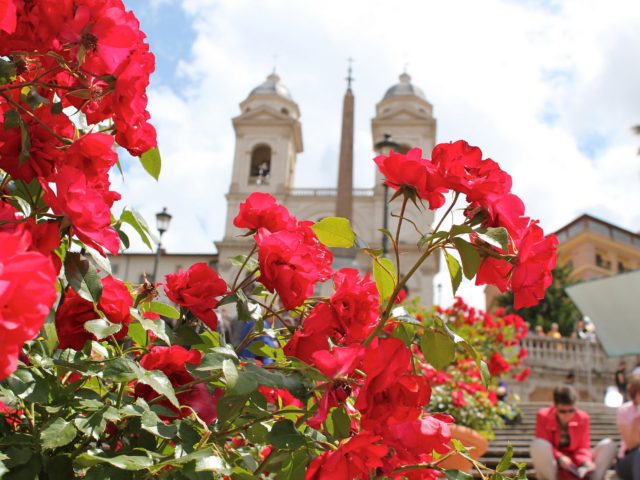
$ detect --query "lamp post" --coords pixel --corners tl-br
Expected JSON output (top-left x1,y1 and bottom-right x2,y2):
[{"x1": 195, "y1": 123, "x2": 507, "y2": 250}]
[
  {"x1": 373, "y1": 134, "x2": 401, "y2": 256},
  {"x1": 151, "y1": 207, "x2": 172, "y2": 282}
]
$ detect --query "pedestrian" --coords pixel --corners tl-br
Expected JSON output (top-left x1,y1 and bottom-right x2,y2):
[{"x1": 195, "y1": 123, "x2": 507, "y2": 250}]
[
  {"x1": 616, "y1": 361, "x2": 628, "y2": 402},
  {"x1": 530, "y1": 384, "x2": 617, "y2": 480},
  {"x1": 615, "y1": 374, "x2": 640, "y2": 480}
]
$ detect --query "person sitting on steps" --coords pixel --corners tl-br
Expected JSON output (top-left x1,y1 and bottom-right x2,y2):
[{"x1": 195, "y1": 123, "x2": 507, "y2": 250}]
[
  {"x1": 615, "y1": 374, "x2": 640, "y2": 480},
  {"x1": 530, "y1": 384, "x2": 617, "y2": 480}
]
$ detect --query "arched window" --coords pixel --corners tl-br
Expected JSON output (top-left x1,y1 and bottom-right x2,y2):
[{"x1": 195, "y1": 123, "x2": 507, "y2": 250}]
[
  {"x1": 249, "y1": 144, "x2": 271, "y2": 185},
  {"x1": 398, "y1": 143, "x2": 411, "y2": 154}
]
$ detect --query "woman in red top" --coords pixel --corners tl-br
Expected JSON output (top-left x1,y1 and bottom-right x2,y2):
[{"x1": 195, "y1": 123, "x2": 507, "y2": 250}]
[{"x1": 530, "y1": 385, "x2": 616, "y2": 480}]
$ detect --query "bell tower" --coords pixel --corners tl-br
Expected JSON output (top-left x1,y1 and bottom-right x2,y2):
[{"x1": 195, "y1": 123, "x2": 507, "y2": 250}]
[
  {"x1": 216, "y1": 73, "x2": 303, "y2": 282},
  {"x1": 371, "y1": 72, "x2": 439, "y2": 305}
]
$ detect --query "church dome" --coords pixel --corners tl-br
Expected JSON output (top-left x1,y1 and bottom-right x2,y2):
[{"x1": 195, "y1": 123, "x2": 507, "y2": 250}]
[
  {"x1": 249, "y1": 73, "x2": 292, "y2": 100},
  {"x1": 383, "y1": 73, "x2": 426, "y2": 101}
]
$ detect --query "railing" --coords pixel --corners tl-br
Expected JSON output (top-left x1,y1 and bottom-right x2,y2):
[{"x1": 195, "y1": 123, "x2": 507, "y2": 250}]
[
  {"x1": 522, "y1": 336, "x2": 632, "y2": 373},
  {"x1": 288, "y1": 188, "x2": 374, "y2": 197}
]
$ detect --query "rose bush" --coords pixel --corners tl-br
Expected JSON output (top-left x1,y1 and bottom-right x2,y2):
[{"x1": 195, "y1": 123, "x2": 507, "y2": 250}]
[
  {"x1": 408, "y1": 298, "x2": 530, "y2": 437},
  {"x1": 0, "y1": 1, "x2": 556, "y2": 478}
]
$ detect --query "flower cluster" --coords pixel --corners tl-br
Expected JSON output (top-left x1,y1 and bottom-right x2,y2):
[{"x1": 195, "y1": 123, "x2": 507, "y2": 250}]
[
  {"x1": 421, "y1": 298, "x2": 530, "y2": 435},
  {"x1": 235, "y1": 192, "x2": 333, "y2": 309},
  {"x1": 0, "y1": 0, "x2": 158, "y2": 380},
  {"x1": 375, "y1": 142, "x2": 558, "y2": 308}
]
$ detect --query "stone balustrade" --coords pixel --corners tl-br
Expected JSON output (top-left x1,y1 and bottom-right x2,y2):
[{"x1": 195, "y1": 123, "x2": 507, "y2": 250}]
[
  {"x1": 515, "y1": 336, "x2": 639, "y2": 402},
  {"x1": 288, "y1": 187, "x2": 374, "y2": 197}
]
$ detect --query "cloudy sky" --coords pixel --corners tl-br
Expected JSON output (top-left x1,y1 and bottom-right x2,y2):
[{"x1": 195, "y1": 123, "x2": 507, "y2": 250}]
[{"x1": 116, "y1": 0, "x2": 640, "y2": 308}]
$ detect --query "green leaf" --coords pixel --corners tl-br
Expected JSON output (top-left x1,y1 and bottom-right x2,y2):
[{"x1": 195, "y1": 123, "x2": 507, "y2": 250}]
[
  {"x1": 146, "y1": 301, "x2": 180, "y2": 320},
  {"x1": 229, "y1": 255, "x2": 259, "y2": 272},
  {"x1": 444, "y1": 470, "x2": 474, "y2": 480},
  {"x1": 76, "y1": 452, "x2": 154, "y2": 471},
  {"x1": 134, "y1": 366, "x2": 180, "y2": 408},
  {"x1": 0, "y1": 58, "x2": 16, "y2": 85},
  {"x1": 266, "y1": 420, "x2": 305, "y2": 450},
  {"x1": 84, "y1": 319, "x2": 122, "y2": 340},
  {"x1": 420, "y1": 328, "x2": 455, "y2": 370},
  {"x1": 444, "y1": 251, "x2": 463, "y2": 296},
  {"x1": 194, "y1": 348, "x2": 239, "y2": 372},
  {"x1": 372, "y1": 257, "x2": 396, "y2": 301},
  {"x1": 139, "y1": 147, "x2": 162, "y2": 180},
  {"x1": 120, "y1": 208, "x2": 154, "y2": 250},
  {"x1": 479, "y1": 360, "x2": 491, "y2": 387},
  {"x1": 222, "y1": 359, "x2": 238, "y2": 389},
  {"x1": 40, "y1": 418, "x2": 77, "y2": 450},
  {"x1": 3, "y1": 109, "x2": 20, "y2": 130},
  {"x1": 19, "y1": 118, "x2": 31, "y2": 165},
  {"x1": 453, "y1": 237, "x2": 481, "y2": 280},
  {"x1": 310, "y1": 216, "x2": 355, "y2": 248},
  {"x1": 329, "y1": 407, "x2": 351, "y2": 439},
  {"x1": 449, "y1": 224, "x2": 473, "y2": 237},
  {"x1": 496, "y1": 443, "x2": 514, "y2": 472},
  {"x1": 74, "y1": 406, "x2": 119, "y2": 440},
  {"x1": 102, "y1": 357, "x2": 138, "y2": 383},
  {"x1": 140, "y1": 410, "x2": 177, "y2": 439},
  {"x1": 65, "y1": 252, "x2": 103, "y2": 303},
  {"x1": 127, "y1": 322, "x2": 148, "y2": 348},
  {"x1": 137, "y1": 313, "x2": 173, "y2": 345},
  {"x1": 478, "y1": 227, "x2": 510, "y2": 252}
]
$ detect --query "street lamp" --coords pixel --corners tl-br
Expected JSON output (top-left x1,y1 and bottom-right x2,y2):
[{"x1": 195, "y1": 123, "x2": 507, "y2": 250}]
[
  {"x1": 151, "y1": 207, "x2": 172, "y2": 282},
  {"x1": 373, "y1": 134, "x2": 401, "y2": 256}
]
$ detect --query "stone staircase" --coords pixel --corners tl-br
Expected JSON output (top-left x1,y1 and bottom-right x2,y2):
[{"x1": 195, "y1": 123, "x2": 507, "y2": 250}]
[{"x1": 477, "y1": 402, "x2": 621, "y2": 478}]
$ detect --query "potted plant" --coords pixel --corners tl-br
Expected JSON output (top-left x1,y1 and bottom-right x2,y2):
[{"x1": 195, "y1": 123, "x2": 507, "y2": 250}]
[{"x1": 405, "y1": 298, "x2": 531, "y2": 470}]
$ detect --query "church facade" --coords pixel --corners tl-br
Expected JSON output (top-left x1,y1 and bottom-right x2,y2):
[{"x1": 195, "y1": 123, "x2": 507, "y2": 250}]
[{"x1": 215, "y1": 72, "x2": 440, "y2": 305}]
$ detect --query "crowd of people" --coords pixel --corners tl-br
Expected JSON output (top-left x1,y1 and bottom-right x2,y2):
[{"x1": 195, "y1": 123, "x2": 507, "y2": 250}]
[
  {"x1": 530, "y1": 319, "x2": 597, "y2": 342},
  {"x1": 532, "y1": 379, "x2": 640, "y2": 480}
]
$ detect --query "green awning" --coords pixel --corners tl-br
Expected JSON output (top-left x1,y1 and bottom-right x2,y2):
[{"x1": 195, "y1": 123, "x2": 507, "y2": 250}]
[{"x1": 565, "y1": 270, "x2": 640, "y2": 356}]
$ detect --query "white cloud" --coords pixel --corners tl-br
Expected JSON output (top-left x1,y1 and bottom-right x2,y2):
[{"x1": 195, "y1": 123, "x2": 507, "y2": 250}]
[{"x1": 117, "y1": 0, "x2": 640, "y2": 309}]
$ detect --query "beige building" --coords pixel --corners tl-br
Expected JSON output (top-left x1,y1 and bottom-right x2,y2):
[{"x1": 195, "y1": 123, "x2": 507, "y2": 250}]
[
  {"x1": 214, "y1": 71, "x2": 440, "y2": 304},
  {"x1": 554, "y1": 213, "x2": 640, "y2": 281},
  {"x1": 110, "y1": 252, "x2": 217, "y2": 285},
  {"x1": 114, "y1": 72, "x2": 440, "y2": 305}
]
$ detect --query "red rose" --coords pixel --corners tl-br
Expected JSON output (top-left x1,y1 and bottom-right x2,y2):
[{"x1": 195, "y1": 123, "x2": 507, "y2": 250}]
[
  {"x1": 374, "y1": 148, "x2": 446, "y2": 209},
  {"x1": 305, "y1": 433, "x2": 388, "y2": 480},
  {"x1": 330, "y1": 268, "x2": 379, "y2": 343},
  {"x1": 0, "y1": 0, "x2": 17, "y2": 34},
  {"x1": 56, "y1": 276, "x2": 133, "y2": 350},
  {"x1": 42, "y1": 165, "x2": 121, "y2": 255},
  {"x1": 233, "y1": 192, "x2": 296, "y2": 233},
  {"x1": 255, "y1": 226, "x2": 333, "y2": 310},
  {"x1": 163, "y1": 262, "x2": 228, "y2": 330},
  {"x1": 0, "y1": 229, "x2": 57, "y2": 380},
  {"x1": 384, "y1": 416, "x2": 452, "y2": 464},
  {"x1": 135, "y1": 345, "x2": 221, "y2": 424},
  {"x1": 487, "y1": 351, "x2": 510, "y2": 377},
  {"x1": 283, "y1": 303, "x2": 340, "y2": 365},
  {"x1": 510, "y1": 223, "x2": 558, "y2": 309},
  {"x1": 514, "y1": 367, "x2": 531, "y2": 382}
]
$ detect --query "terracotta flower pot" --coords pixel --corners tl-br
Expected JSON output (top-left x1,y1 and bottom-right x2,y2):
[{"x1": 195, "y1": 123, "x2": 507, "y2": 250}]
[{"x1": 438, "y1": 424, "x2": 489, "y2": 472}]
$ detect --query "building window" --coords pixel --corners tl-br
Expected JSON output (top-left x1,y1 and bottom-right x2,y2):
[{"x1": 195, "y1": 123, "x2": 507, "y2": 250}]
[
  {"x1": 249, "y1": 144, "x2": 271, "y2": 185},
  {"x1": 111, "y1": 263, "x2": 120, "y2": 275},
  {"x1": 595, "y1": 252, "x2": 611, "y2": 270}
]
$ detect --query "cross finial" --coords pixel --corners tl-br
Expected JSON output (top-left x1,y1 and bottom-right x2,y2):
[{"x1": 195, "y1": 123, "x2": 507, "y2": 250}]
[
  {"x1": 403, "y1": 61, "x2": 409, "y2": 74},
  {"x1": 346, "y1": 57, "x2": 354, "y2": 89},
  {"x1": 272, "y1": 53, "x2": 278, "y2": 74}
]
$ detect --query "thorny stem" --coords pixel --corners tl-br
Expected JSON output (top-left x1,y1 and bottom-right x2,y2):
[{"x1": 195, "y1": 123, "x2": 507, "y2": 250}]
[
  {"x1": 0, "y1": 91, "x2": 72, "y2": 145},
  {"x1": 231, "y1": 244, "x2": 257, "y2": 290},
  {"x1": 364, "y1": 192, "x2": 461, "y2": 345},
  {"x1": 393, "y1": 195, "x2": 409, "y2": 272}
]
